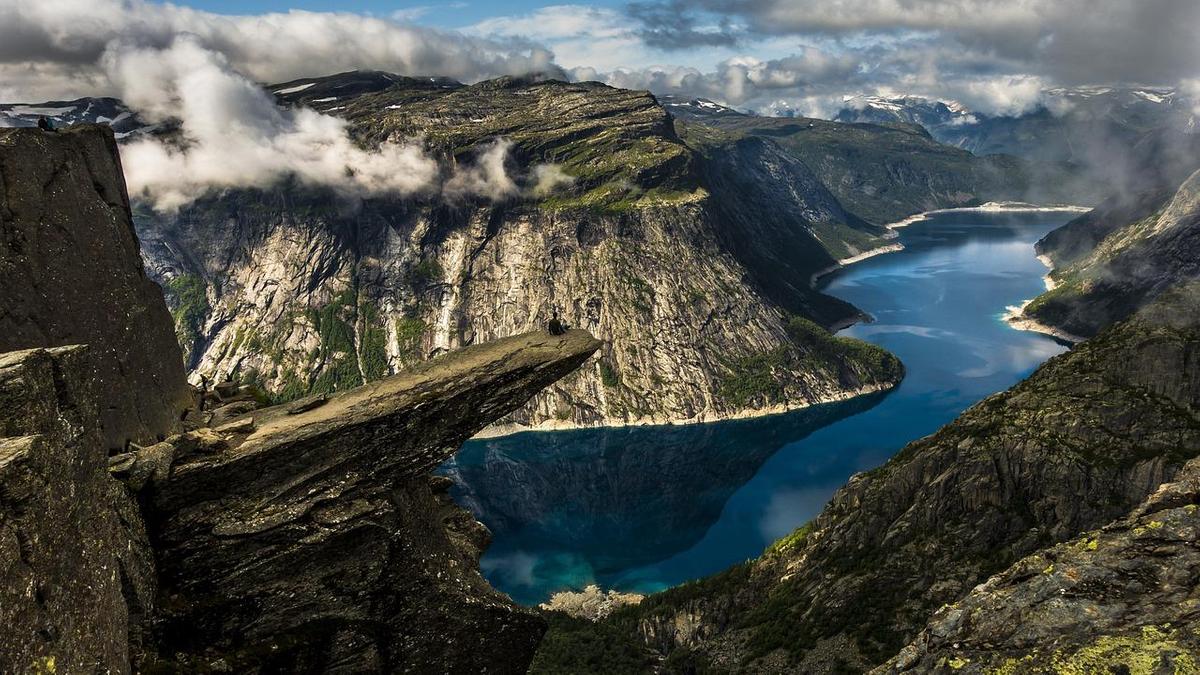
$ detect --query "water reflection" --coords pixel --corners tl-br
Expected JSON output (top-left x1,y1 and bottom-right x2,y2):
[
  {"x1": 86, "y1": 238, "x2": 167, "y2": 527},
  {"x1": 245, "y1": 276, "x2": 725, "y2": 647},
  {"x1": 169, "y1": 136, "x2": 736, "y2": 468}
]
[{"x1": 441, "y1": 393, "x2": 885, "y2": 605}]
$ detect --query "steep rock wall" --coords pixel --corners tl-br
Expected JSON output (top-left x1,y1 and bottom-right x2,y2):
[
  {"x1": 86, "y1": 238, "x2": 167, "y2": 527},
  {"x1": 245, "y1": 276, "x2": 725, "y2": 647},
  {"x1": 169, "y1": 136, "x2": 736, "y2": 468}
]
[
  {"x1": 139, "y1": 192, "x2": 900, "y2": 433},
  {"x1": 0, "y1": 125, "x2": 191, "y2": 449},
  {"x1": 0, "y1": 346, "x2": 156, "y2": 673},
  {"x1": 135, "y1": 77, "x2": 902, "y2": 433}
]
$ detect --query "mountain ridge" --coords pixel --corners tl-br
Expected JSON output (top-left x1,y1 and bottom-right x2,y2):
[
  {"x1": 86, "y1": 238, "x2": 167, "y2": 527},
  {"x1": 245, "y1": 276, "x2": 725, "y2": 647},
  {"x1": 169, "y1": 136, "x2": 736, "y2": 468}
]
[{"x1": 117, "y1": 72, "x2": 933, "y2": 433}]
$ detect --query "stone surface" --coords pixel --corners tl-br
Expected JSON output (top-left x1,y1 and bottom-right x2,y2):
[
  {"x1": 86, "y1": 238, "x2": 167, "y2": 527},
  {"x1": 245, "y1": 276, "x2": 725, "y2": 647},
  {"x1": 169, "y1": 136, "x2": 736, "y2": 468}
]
[
  {"x1": 541, "y1": 585, "x2": 645, "y2": 621},
  {"x1": 144, "y1": 329, "x2": 601, "y2": 672},
  {"x1": 0, "y1": 125, "x2": 191, "y2": 449},
  {"x1": 878, "y1": 454, "x2": 1200, "y2": 673},
  {"x1": 0, "y1": 346, "x2": 155, "y2": 673}
]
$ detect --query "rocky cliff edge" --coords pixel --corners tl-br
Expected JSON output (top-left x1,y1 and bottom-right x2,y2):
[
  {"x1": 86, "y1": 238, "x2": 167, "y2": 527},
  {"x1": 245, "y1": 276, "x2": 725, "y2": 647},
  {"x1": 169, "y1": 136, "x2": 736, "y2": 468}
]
[{"x1": 0, "y1": 125, "x2": 602, "y2": 673}]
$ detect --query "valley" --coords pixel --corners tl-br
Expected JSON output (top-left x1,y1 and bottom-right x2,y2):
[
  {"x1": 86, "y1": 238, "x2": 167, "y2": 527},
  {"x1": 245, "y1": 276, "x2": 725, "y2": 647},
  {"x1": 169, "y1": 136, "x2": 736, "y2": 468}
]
[
  {"x1": 2, "y1": 53, "x2": 1199, "y2": 673},
  {"x1": 443, "y1": 209, "x2": 1073, "y2": 606}
]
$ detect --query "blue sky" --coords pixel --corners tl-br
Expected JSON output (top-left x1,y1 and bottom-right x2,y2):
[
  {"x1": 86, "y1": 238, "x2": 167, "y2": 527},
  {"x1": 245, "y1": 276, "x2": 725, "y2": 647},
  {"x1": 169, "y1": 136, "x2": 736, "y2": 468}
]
[{"x1": 165, "y1": 0, "x2": 623, "y2": 31}]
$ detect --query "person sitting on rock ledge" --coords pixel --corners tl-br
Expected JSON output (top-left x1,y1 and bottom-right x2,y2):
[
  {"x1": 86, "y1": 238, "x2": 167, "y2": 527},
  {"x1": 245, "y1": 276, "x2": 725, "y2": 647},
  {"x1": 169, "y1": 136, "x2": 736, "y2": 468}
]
[
  {"x1": 197, "y1": 374, "x2": 210, "y2": 412},
  {"x1": 37, "y1": 117, "x2": 55, "y2": 132},
  {"x1": 547, "y1": 310, "x2": 569, "y2": 336}
]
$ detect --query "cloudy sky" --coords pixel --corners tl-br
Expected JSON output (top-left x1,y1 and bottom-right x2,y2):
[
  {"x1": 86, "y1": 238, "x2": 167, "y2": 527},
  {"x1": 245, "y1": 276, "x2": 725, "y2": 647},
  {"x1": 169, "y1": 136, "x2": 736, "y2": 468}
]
[{"x1": 3, "y1": 0, "x2": 1200, "y2": 118}]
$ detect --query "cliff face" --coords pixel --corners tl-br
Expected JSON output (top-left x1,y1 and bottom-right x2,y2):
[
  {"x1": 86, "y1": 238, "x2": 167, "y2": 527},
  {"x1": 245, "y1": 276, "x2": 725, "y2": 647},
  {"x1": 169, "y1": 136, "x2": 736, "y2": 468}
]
[
  {"x1": 0, "y1": 126, "x2": 191, "y2": 449},
  {"x1": 538, "y1": 282, "x2": 1200, "y2": 673},
  {"x1": 1026, "y1": 168, "x2": 1200, "y2": 338},
  {"x1": 136, "y1": 75, "x2": 903, "y2": 433},
  {"x1": 0, "y1": 346, "x2": 156, "y2": 673},
  {"x1": 0, "y1": 125, "x2": 602, "y2": 674}
]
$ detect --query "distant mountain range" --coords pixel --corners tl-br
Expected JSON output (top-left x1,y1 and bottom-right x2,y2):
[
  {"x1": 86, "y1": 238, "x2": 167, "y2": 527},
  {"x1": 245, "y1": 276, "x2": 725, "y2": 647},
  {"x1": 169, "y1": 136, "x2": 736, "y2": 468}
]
[
  {"x1": 833, "y1": 86, "x2": 1197, "y2": 201},
  {"x1": 0, "y1": 97, "x2": 151, "y2": 137},
  {"x1": 835, "y1": 86, "x2": 1194, "y2": 153}
]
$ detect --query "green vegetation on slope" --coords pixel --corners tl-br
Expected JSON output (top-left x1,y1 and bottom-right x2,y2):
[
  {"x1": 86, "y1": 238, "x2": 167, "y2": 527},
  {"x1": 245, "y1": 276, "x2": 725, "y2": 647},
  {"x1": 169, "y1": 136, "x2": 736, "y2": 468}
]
[
  {"x1": 306, "y1": 286, "x2": 363, "y2": 395},
  {"x1": 719, "y1": 317, "x2": 902, "y2": 407},
  {"x1": 166, "y1": 274, "x2": 210, "y2": 362}
]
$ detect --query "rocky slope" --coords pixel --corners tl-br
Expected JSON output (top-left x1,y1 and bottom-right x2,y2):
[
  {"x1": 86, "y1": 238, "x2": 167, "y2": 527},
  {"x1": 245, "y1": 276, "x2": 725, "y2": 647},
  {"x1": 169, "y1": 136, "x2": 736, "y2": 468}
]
[
  {"x1": 1024, "y1": 166, "x2": 1200, "y2": 339},
  {"x1": 535, "y1": 281, "x2": 1200, "y2": 673},
  {"x1": 0, "y1": 125, "x2": 602, "y2": 673},
  {"x1": 667, "y1": 99, "x2": 1036, "y2": 225},
  {"x1": 880, "y1": 452, "x2": 1200, "y2": 673},
  {"x1": 133, "y1": 72, "x2": 904, "y2": 433},
  {"x1": 0, "y1": 346, "x2": 157, "y2": 673}
]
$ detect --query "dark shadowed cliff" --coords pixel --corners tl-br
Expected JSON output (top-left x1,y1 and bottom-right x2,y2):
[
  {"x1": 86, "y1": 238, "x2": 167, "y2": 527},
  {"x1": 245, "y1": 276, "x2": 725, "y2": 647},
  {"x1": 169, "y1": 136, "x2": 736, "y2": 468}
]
[{"x1": 0, "y1": 125, "x2": 191, "y2": 449}]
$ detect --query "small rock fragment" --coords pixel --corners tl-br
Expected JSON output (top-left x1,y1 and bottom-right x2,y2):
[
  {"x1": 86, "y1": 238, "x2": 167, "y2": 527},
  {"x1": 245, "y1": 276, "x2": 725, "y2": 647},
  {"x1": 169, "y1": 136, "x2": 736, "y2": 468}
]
[
  {"x1": 286, "y1": 394, "x2": 329, "y2": 415},
  {"x1": 214, "y1": 417, "x2": 255, "y2": 435}
]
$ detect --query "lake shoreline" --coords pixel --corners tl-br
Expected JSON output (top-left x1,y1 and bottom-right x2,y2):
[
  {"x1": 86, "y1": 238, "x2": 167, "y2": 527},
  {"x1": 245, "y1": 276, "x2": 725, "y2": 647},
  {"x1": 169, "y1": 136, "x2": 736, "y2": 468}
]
[
  {"x1": 459, "y1": 209, "x2": 1078, "y2": 605},
  {"x1": 1002, "y1": 300, "x2": 1085, "y2": 345},
  {"x1": 474, "y1": 379, "x2": 898, "y2": 439},
  {"x1": 809, "y1": 202, "x2": 1090, "y2": 288}
]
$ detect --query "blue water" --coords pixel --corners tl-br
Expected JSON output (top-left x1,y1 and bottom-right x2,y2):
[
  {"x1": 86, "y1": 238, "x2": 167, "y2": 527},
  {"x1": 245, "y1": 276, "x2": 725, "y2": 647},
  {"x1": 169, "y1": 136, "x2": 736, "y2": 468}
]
[{"x1": 439, "y1": 211, "x2": 1073, "y2": 606}]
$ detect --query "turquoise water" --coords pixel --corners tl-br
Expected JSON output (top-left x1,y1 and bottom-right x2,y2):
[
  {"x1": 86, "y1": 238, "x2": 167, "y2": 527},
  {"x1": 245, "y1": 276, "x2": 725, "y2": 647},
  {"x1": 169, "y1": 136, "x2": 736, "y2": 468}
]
[{"x1": 439, "y1": 211, "x2": 1073, "y2": 606}]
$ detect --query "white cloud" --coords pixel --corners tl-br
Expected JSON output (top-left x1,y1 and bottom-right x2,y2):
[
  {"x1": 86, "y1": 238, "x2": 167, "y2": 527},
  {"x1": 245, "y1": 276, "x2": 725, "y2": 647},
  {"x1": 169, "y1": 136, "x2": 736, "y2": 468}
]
[
  {"x1": 465, "y1": 5, "x2": 652, "y2": 73},
  {"x1": 443, "y1": 139, "x2": 519, "y2": 201},
  {"x1": 530, "y1": 164, "x2": 575, "y2": 196},
  {"x1": 108, "y1": 36, "x2": 440, "y2": 211},
  {"x1": 0, "y1": 0, "x2": 565, "y2": 101},
  {"x1": 1183, "y1": 79, "x2": 1200, "y2": 116}
]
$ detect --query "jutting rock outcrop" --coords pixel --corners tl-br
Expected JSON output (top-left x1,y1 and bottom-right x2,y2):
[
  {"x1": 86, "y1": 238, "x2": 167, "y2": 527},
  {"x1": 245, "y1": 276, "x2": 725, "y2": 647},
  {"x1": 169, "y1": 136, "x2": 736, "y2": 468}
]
[
  {"x1": 0, "y1": 125, "x2": 192, "y2": 449},
  {"x1": 0, "y1": 124, "x2": 601, "y2": 674},
  {"x1": 143, "y1": 329, "x2": 600, "y2": 671}
]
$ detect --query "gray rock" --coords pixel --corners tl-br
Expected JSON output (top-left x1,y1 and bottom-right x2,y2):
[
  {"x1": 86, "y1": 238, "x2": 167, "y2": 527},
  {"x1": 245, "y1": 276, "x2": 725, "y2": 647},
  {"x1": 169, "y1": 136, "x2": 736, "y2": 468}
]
[
  {"x1": 207, "y1": 400, "x2": 257, "y2": 427},
  {"x1": 0, "y1": 346, "x2": 155, "y2": 673},
  {"x1": 878, "y1": 455, "x2": 1200, "y2": 673},
  {"x1": 147, "y1": 329, "x2": 601, "y2": 672},
  {"x1": 212, "y1": 416, "x2": 255, "y2": 435},
  {"x1": 0, "y1": 125, "x2": 191, "y2": 450},
  {"x1": 286, "y1": 393, "x2": 328, "y2": 415},
  {"x1": 121, "y1": 441, "x2": 176, "y2": 492}
]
